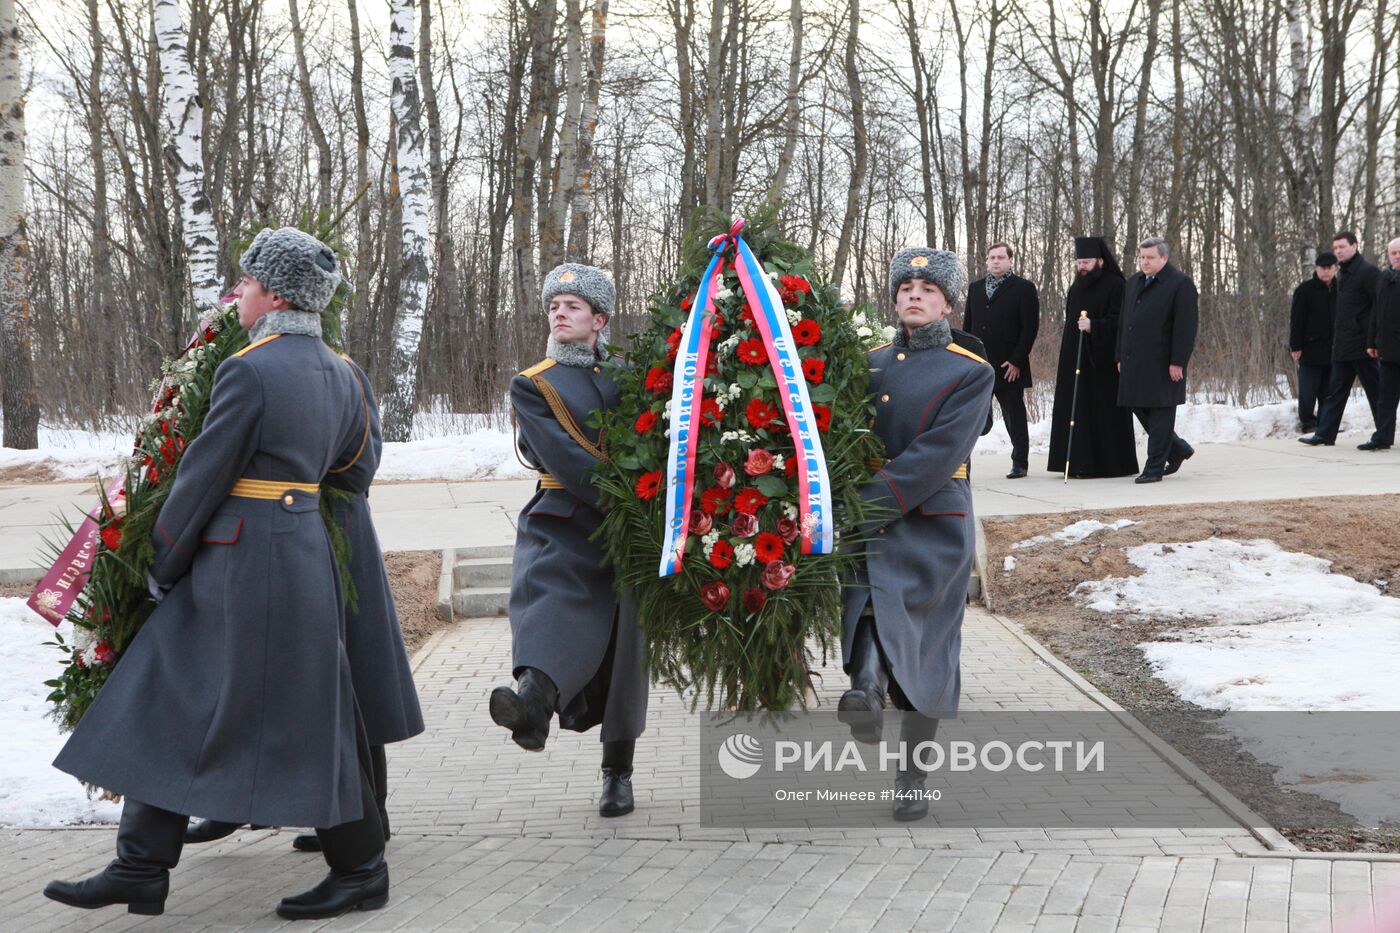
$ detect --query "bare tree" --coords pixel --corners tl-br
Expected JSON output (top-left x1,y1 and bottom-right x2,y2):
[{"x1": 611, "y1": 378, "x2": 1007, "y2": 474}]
[
  {"x1": 0, "y1": 0, "x2": 36, "y2": 448},
  {"x1": 567, "y1": 0, "x2": 608, "y2": 261},
  {"x1": 831, "y1": 0, "x2": 865, "y2": 288}
]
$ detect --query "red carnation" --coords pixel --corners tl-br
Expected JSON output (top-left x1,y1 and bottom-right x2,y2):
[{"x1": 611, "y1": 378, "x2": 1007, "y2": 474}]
[
  {"x1": 802, "y1": 358, "x2": 825, "y2": 384},
  {"x1": 737, "y1": 339, "x2": 767, "y2": 365},
  {"x1": 779, "y1": 274, "x2": 812, "y2": 305},
  {"x1": 813, "y1": 404, "x2": 832, "y2": 432},
  {"x1": 739, "y1": 304, "x2": 757, "y2": 326},
  {"x1": 777, "y1": 515, "x2": 801, "y2": 543},
  {"x1": 645, "y1": 367, "x2": 673, "y2": 395},
  {"x1": 792, "y1": 319, "x2": 821, "y2": 346},
  {"x1": 93, "y1": 641, "x2": 115, "y2": 665},
  {"x1": 146, "y1": 464, "x2": 161, "y2": 484},
  {"x1": 689, "y1": 510, "x2": 713, "y2": 535},
  {"x1": 713, "y1": 462, "x2": 737, "y2": 489},
  {"x1": 754, "y1": 532, "x2": 785, "y2": 564},
  {"x1": 635, "y1": 470, "x2": 663, "y2": 501},
  {"x1": 734, "y1": 487, "x2": 768, "y2": 515},
  {"x1": 700, "y1": 485, "x2": 733, "y2": 516},
  {"x1": 705, "y1": 353, "x2": 718, "y2": 376},
  {"x1": 681, "y1": 291, "x2": 696, "y2": 311},
  {"x1": 665, "y1": 327, "x2": 683, "y2": 361},
  {"x1": 100, "y1": 525, "x2": 122, "y2": 552},
  {"x1": 743, "y1": 587, "x2": 768, "y2": 614},
  {"x1": 730, "y1": 512, "x2": 759, "y2": 538},
  {"x1": 700, "y1": 580, "x2": 730, "y2": 611},
  {"x1": 744, "y1": 449, "x2": 774, "y2": 476},
  {"x1": 709, "y1": 540, "x2": 735, "y2": 570},
  {"x1": 761, "y1": 561, "x2": 797, "y2": 591},
  {"x1": 636, "y1": 410, "x2": 658, "y2": 433},
  {"x1": 700, "y1": 397, "x2": 724, "y2": 426},
  {"x1": 746, "y1": 398, "x2": 782, "y2": 431}
]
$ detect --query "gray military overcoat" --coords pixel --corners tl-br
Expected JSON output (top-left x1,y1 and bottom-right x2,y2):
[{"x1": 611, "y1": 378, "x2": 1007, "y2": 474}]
[
  {"x1": 324, "y1": 361, "x2": 425, "y2": 748},
  {"x1": 508, "y1": 357, "x2": 647, "y2": 742},
  {"x1": 841, "y1": 338, "x2": 995, "y2": 717},
  {"x1": 53, "y1": 333, "x2": 373, "y2": 828}
]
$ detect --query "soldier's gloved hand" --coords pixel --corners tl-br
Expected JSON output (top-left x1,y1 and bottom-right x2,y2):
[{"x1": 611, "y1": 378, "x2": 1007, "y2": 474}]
[{"x1": 146, "y1": 573, "x2": 169, "y2": 604}]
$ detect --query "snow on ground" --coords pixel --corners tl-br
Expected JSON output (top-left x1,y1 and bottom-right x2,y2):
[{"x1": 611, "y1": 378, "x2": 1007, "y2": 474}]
[
  {"x1": 1012, "y1": 519, "x2": 1137, "y2": 550},
  {"x1": 1076, "y1": 538, "x2": 1400, "y2": 825},
  {"x1": 0, "y1": 598, "x2": 121, "y2": 826}
]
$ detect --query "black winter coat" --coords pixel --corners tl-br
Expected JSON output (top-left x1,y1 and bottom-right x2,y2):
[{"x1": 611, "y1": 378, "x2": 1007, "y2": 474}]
[
  {"x1": 961, "y1": 274, "x2": 1040, "y2": 389},
  {"x1": 1289, "y1": 274, "x2": 1337, "y2": 367},
  {"x1": 1116, "y1": 263, "x2": 1199, "y2": 408},
  {"x1": 1369, "y1": 267, "x2": 1400, "y2": 361},
  {"x1": 1333, "y1": 253, "x2": 1380, "y2": 361}
]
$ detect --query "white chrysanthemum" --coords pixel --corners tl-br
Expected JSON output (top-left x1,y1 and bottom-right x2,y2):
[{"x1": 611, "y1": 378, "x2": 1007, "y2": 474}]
[
  {"x1": 734, "y1": 543, "x2": 756, "y2": 567},
  {"x1": 786, "y1": 309, "x2": 801, "y2": 325},
  {"x1": 882, "y1": 325, "x2": 897, "y2": 341},
  {"x1": 773, "y1": 454, "x2": 786, "y2": 471},
  {"x1": 715, "y1": 287, "x2": 733, "y2": 300},
  {"x1": 702, "y1": 530, "x2": 720, "y2": 558},
  {"x1": 72, "y1": 625, "x2": 97, "y2": 650},
  {"x1": 662, "y1": 400, "x2": 673, "y2": 421},
  {"x1": 857, "y1": 325, "x2": 873, "y2": 338},
  {"x1": 784, "y1": 502, "x2": 799, "y2": 520},
  {"x1": 853, "y1": 311, "x2": 868, "y2": 327}
]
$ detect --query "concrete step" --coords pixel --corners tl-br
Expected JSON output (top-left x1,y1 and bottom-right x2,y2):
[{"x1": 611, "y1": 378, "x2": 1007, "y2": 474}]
[
  {"x1": 454, "y1": 556, "x2": 513, "y2": 589},
  {"x1": 452, "y1": 586, "x2": 511, "y2": 618},
  {"x1": 454, "y1": 544, "x2": 515, "y2": 561}
]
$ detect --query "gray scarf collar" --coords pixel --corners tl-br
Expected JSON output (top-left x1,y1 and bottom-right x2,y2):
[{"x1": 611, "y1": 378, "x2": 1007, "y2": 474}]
[
  {"x1": 985, "y1": 271, "x2": 1013, "y2": 300},
  {"x1": 249, "y1": 309, "x2": 322, "y2": 343},
  {"x1": 894, "y1": 318, "x2": 953, "y2": 351},
  {"x1": 547, "y1": 335, "x2": 604, "y2": 368}
]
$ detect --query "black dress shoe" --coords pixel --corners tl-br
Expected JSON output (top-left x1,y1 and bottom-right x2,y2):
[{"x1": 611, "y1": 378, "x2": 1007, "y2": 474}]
[
  {"x1": 1164, "y1": 443, "x2": 1194, "y2": 475},
  {"x1": 1005, "y1": 465, "x2": 1028, "y2": 479},
  {"x1": 1298, "y1": 435, "x2": 1334, "y2": 446},
  {"x1": 184, "y1": 819, "x2": 264, "y2": 844},
  {"x1": 43, "y1": 867, "x2": 168, "y2": 916},
  {"x1": 1358, "y1": 441, "x2": 1392, "y2": 451},
  {"x1": 599, "y1": 768, "x2": 635, "y2": 817},
  {"x1": 1134, "y1": 473, "x2": 1162, "y2": 484},
  {"x1": 276, "y1": 858, "x2": 389, "y2": 920},
  {"x1": 489, "y1": 667, "x2": 558, "y2": 751},
  {"x1": 293, "y1": 833, "x2": 323, "y2": 852}
]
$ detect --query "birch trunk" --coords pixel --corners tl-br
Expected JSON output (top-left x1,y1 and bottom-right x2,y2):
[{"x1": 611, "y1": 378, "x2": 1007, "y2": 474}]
[
  {"x1": 346, "y1": 0, "x2": 372, "y2": 356},
  {"x1": 511, "y1": 0, "x2": 556, "y2": 316},
  {"x1": 1121, "y1": 0, "x2": 1161, "y2": 256},
  {"x1": 830, "y1": 0, "x2": 865, "y2": 289},
  {"x1": 381, "y1": 0, "x2": 433, "y2": 442},
  {"x1": 567, "y1": 0, "x2": 607, "y2": 262},
  {"x1": 151, "y1": 0, "x2": 220, "y2": 315},
  {"x1": 0, "y1": 0, "x2": 36, "y2": 448},
  {"x1": 771, "y1": 0, "x2": 802, "y2": 207},
  {"x1": 87, "y1": 0, "x2": 117, "y2": 401},
  {"x1": 544, "y1": 0, "x2": 585, "y2": 273}
]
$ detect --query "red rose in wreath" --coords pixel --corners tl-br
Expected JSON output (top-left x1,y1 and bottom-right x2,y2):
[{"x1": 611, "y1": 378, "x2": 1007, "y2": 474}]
[
  {"x1": 700, "y1": 580, "x2": 730, "y2": 611},
  {"x1": 733, "y1": 488, "x2": 768, "y2": 515},
  {"x1": 93, "y1": 641, "x2": 115, "y2": 665},
  {"x1": 100, "y1": 524, "x2": 122, "y2": 552},
  {"x1": 761, "y1": 561, "x2": 797, "y2": 591},
  {"x1": 743, "y1": 449, "x2": 774, "y2": 476},
  {"x1": 742, "y1": 587, "x2": 768, "y2": 614},
  {"x1": 791, "y1": 319, "x2": 821, "y2": 346},
  {"x1": 635, "y1": 470, "x2": 663, "y2": 501}
]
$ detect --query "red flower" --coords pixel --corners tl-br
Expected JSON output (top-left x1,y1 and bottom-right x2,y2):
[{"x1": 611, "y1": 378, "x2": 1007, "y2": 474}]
[
  {"x1": 645, "y1": 367, "x2": 673, "y2": 395},
  {"x1": 700, "y1": 485, "x2": 732, "y2": 515},
  {"x1": 708, "y1": 309, "x2": 726, "y2": 334},
  {"x1": 635, "y1": 411, "x2": 658, "y2": 433},
  {"x1": 665, "y1": 327, "x2": 683, "y2": 361},
  {"x1": 705, "y1": 353, "x2": 718, "y2": 376},
  {"x1": 784, "y1": 457, "x2": 798, "y2": 478},
  {"x1": 730, "y1": 513, "x2": 759, "y2": 538},
  {"x1": 792, "y1": 319, "x2": 821, "y2": 346},
  {"x1": 159, "y1": 436, "x2": 180, "y2": 465},
  {"x1": 761, "y1": 561, "x2": 797, "y2": 591},
  {"x1": 93, "y1": 641, "x2": 115, "y2": 665},
  {"x1": 680, "y1": 291, "x2": 696, "y2": 311},
  {"x1": 746, "y1": 398, "x2": 782, "y2": 431},
  {"x1": 700, "y1": 397, "x2": 724, "y2": 426},
  {"x1": 713, "y1": 462, "x2": 737, "y2": 489},
  {"x1": 100, "y1": 524, "x2": 122, "y2": 552},
  {"x1": 813, "y1": 404, "x2": 832, "y2": 432},
  {"x1": 739, "y1": 304, "x2": 756, "y2": 325},
  {"x1": 700, "y1": 580, "x2": 730, "y2": 610},
  {"x1": 743, "y1": 587, "x2": 768, "y2": 614},
  {"x1": 689, "y1": 510, "x2": 712, "y2": 535},
  {"x1": 754, "y1": 532, "x2": 785, "y2": 564},
  {"x1": 802, "y1": 358, "x2": 825, "y2": 384},
  {"x1": 74, "y1": 651, "x2": 87, "y2": 669},
  {"x1": 146, "y1": 464, "x2": 161, "y2": 484},
  {"x1": 744, "y1": 449, "x2": 774, "y2": 476},
  {"x1": 709, "y1": 540, "x2": 735, "y2": 569},
  {"x1": 737, "y1": 339, "x2": 767, "y2": 365},
  {"x1": 734, "y1": 488, "x2": 768, "y2": 515},
  {"x1": 777, "y1": 516, "x2": 801, "y2": 543},
  {"x1": 779, "y1": 274, "x2": 812, "y2": 305},
  {"x1": 635, "y1": 470, "x2": 663, "y2": 501}
]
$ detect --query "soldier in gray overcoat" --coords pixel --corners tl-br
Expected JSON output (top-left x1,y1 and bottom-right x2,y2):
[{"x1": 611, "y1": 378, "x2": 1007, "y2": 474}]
[
  {"x1": 182, "y1": 358, "x2": 425, "y2": 853},
  {"x1": 489, "y1": 263, "x2": 649, "y2": 818},
  {"x1": 837, "y1": 247, "x2": 995, "y2": 821},
  {"x1": 45, "y1": 229, "x2": 391, "y2": 921}
]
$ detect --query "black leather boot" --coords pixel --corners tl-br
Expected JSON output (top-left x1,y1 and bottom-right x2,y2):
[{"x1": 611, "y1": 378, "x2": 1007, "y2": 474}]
[
  {"x1": 183, "y1": 819, "x2": 269, "y2": 844},
  {"x1": 837, "y1": 617, "x2": 888, "y2": 744},
  {"x1": 893, "y1": 714, "x2": 938, "y2": 822},
  {"x1": 275, "y1": 853, "x2": 389, "y2": 920},
  {"x1": 489, "y1": 667, "x2": 558, "y2": 751},
  {"x1": 44, "y1": 799, "x2": 186, "y2": 915},
  {"x1": 599, "y1": 739, "x2": 636, "y2": 817},
  {"x1": 294, "y1": 744, "x2": 389, "y2": 853}
]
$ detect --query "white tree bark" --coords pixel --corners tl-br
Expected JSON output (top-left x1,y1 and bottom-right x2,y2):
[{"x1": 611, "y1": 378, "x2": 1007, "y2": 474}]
[
  {"x1": 381, "y1": 0, "x2": 433, "y2": 443},
  {"x1": 0, "y1": 0, "x2": 37, "y2": 448},
  {"x1": 151, "y1": 0, "x2": 220, "y2": 314}
]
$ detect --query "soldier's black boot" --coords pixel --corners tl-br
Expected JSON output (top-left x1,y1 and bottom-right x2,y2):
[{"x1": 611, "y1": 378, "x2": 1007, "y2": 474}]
[
  {"x1": 184, "y1": 818, "x2": 270, "y2": 844},
  {"x1": 599, "y1": 739, "x2": 636, "y2": 817},
  {"x1": 893, "y1": 714, "x2": 938, "y2": 822},
  {"x1": 490, "y1": 667, "x2": 558, "y2": 751},
  {"x1": 44, "y1": 799, "x2": 186, "y2": 915},
  {"x1": 279, "y1": 764, "x2": 388, "y2": 920},
  {"x1": 838, "y1": 617, "x2": 888, "y2": 744},
  {"x1": 294, "y1": 745, "x2": 389, "y2": 853}
]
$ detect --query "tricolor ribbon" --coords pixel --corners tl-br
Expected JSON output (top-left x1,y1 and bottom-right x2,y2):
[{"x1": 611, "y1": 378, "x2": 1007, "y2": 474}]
[{"x1": 657, "y1": 218, "x2": 835, "y2": 578}]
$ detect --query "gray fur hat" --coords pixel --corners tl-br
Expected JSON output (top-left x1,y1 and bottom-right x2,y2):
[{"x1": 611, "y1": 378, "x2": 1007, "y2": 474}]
[
  {"x1": 239, "y1": 227, "x2": 342, "y2": 314},
  {"x1": 888, "y1": 247, "x2": 964, "y2": 304},
  {"x1": 542, "y1": 263, "x2": 614, "y2": 319}
]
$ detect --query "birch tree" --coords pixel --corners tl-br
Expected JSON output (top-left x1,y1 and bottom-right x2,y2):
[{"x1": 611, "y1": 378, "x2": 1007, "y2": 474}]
[
  {"x1": 381, "y1": 0, "x2": 433, "y2": 442},
  {"x1": 151, "y1": 0, "x2": 220, "y2": 315},
  {"x1": 0, "y1": 0, "x2": 36, "y2": 448},
  {"x1": 568, "y1": 0, "x2": 608, "y2": 262}
]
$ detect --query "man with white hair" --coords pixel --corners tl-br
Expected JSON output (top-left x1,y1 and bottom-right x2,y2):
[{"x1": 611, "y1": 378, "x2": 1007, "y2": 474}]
[{"x1": 1364, "y1": 237, "x2": 1400, "y2": 451}]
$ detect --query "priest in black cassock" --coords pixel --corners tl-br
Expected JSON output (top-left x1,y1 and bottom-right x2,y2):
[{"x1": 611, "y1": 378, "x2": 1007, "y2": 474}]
[{"x1": 1047, "y1": 237, "x2": 1139, "y2": 478}]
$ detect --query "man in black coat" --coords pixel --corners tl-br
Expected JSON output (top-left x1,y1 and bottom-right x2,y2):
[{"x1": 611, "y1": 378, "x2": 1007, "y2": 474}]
[
  {"x1": 962, "y1": 242, "x2": 1039, "y2": 478},
  {"x1": 1302, "y1": 231, "x2": 1382, "y2": 447},
  {"x1": 1365, "y1": 237, "x2": 1400, "y2": 450},
  {"x1": 1289, "y1": 252, "x2": 1338, "y2": 433},
  {"x1": 1116, "y1": 237, "x2": 1199, "y2": 484}
]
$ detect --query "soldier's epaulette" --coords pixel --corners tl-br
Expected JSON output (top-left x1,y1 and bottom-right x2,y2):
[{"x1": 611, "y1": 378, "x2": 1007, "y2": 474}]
[
  {"x1": 946, "y1": 342, "x2": 989, "y2": 365},
  {"x1": 233, "y1": 334, "x2": 282, "y2": 358},
  {"x1": 866, "y1": 341, "x2": 892, "y2": 354},
  {"x1": 519, "y1": 358, "x2": 557, "y2": 378}
]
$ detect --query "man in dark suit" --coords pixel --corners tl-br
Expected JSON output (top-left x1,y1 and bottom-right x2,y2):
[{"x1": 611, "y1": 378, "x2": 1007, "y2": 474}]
[
  {"x1": 1301, "y1": 231, "x2": 1382, "y2": 447},
  {"x1": 1117, "y1": 237, "x2": 1199, "y2": 484},
  {"x1": 1289, "y1": 252, "x2": 1338, "y2": 433},
  {"x1": 961, "y1": 242, "x2": 1039, "y2": 478}
]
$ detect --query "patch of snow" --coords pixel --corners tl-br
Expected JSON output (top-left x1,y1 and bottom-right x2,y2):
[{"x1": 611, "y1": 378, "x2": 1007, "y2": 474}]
[
  {"x1": 1012, "y1": 518, "x2": 1137, "y2": 550},
  {"x1": 1003, "y1": 556, "x2": 1015, "y2": 573}
]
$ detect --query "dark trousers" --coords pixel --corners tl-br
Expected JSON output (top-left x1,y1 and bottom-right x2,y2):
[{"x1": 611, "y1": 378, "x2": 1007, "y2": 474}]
[
  {"x1": 1297, "y1": 363, "x2": 1331, "y2": 431},
  {"x1": 1133, "y1": 407, "x2": 1190, "y2": 476},
  {"x1": 993, "y1": 383, "x2": 1030, "y2": 468},
  {"x1": 1375, "y1": 360, "x2": 1400, "y2": 447},
  {"x1": 1315, "y1": 358, "x2": 1381, "y2": 441}
]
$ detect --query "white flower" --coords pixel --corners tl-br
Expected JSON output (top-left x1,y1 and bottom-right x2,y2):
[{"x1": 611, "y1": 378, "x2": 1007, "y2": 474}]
[
  {"x1": 662, "y1": 400, "x2": 673, "y2": 421},
  {"x1": 786, "y1": 309, "x2": 801, "y2": 325},
  {"x1": 857, "y1": 325, "x2": 873, "y2": 338},
  {"x1": 72, "y1": 624, "x2": 96, "y2": 650},
  {"x1": 882, "y1": 325, "x2": 897, "y2": 342},
  {"x1": 715, "y1": 287, "x2": 733, "y2": 300},
  {"x1": 853, "y1": 311, "x2": 868, "y2": 327},
  {"x1": 734, "y1": 542, "x2": 757, "y2": 567},
  {"x1": 772, "y1": 454, "x2": 785, "y2": 471},
  {"x1": 702, "y1": 530, "x2": 720, "y2": 558},
  {"x1": 784, "y1": 502, "x2": 799, "y2": 520}
]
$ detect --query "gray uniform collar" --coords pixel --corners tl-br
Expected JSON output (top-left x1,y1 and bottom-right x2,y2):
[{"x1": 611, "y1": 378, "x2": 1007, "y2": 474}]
[
  {"x1": 249, "y1": 309, "x2": 323, "y2": 343},
  {"x1": 893, "y1": 319, "x2": 953, "y2": 351},
  {"x1": 546, "y1": 335, "x2": 604, "y2": 368}
]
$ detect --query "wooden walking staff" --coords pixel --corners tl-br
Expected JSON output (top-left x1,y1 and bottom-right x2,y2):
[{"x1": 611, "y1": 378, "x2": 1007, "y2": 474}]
[{"x1": 1064, "y1": 310, "x2": 1089, "y2": 483}]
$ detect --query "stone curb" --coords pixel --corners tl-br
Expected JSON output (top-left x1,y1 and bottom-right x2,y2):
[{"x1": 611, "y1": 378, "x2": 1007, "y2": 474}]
[{"x1": 434, "y1": 548, "x2": 455, "y2": 622}]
